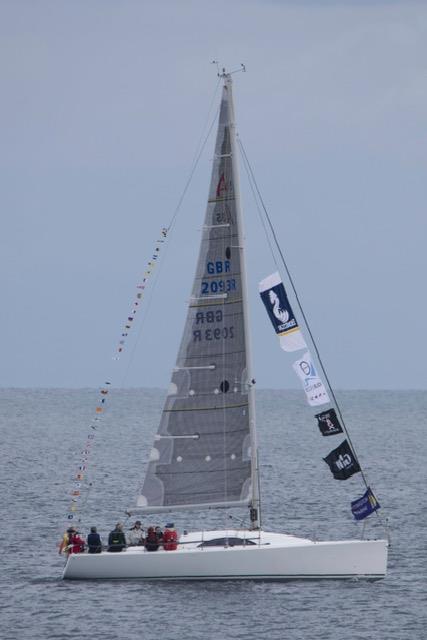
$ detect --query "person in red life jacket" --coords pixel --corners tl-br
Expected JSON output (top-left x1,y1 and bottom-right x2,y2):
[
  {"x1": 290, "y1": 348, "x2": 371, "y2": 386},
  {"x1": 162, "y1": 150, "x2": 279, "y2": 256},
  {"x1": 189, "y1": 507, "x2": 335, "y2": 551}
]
[
  {"x1": 69, "y1": 529, "x2": 85, "y2": 554},
  {"x1": 144, "y1": 526, "x2": 159, "y2": 552},
  {"x1": 59, "y1": 526, "x2": 75, "y2": 555},
  {"x1": 163, "y1": 523, "x2": 178, "y2": 551}
]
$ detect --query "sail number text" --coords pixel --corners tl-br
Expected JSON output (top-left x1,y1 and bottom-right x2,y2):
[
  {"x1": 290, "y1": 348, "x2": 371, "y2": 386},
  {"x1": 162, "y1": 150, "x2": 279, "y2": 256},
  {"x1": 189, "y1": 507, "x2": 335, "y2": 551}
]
[
  {"x1": 193, "y1": 309, "x2": 234, "y2": 342},
  {"x1": 201, "y1": 279, "x2": 236, "y2": 294},
  {"x1": 201, "y1": 261, "x2": 236, "y2": 295}
]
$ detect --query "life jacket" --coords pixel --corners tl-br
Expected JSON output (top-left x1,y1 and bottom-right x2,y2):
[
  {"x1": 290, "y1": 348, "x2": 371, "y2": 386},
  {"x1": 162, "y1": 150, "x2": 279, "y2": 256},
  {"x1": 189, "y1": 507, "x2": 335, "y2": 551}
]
[
  {"x1": 110, "y1": 532, "x2": 123, "y2": 545},
  {"x1": 70, "y1": 533, "x2": 85, "y2": 554},
  {"x1": 108, "y1": 528, "x2": 126, "y2": 552},
  {"x1": 163, "y1": 528, "x2": 178, "y2": 551}
]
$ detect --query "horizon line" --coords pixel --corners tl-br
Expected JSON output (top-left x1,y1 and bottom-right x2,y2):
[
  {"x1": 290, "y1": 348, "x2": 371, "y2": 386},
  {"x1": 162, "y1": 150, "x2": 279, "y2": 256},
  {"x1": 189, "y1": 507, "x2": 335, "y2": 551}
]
[{"x1": 0, "y1": 386, "x2": 424, "y2": 392}]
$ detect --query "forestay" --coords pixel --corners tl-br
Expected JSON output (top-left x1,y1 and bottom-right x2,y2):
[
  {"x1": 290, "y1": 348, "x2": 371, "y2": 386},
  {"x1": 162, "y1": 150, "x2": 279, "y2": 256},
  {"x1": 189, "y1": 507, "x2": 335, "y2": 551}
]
[{"x1": 136, "y1": 81, "x2": 253, "y2": 513}]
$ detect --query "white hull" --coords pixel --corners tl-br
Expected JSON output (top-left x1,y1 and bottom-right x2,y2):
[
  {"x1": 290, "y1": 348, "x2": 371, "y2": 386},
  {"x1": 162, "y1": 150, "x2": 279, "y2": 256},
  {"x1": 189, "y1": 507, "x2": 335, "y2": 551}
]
[{"x1": 63, "y1": 530, "x2": 388, "y2": 580}]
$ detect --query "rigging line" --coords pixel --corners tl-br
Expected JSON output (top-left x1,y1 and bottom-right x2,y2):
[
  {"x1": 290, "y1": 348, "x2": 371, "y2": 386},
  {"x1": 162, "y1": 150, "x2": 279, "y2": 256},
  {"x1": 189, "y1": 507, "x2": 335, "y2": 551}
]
[
  {"x1": 123, "y1": 85, "x2": 223, "y2": 493},
  {"x1": 190, "y1": 78, "x2": 222, "y2": 179},
  {"x1": 120, "y1": 87, "x2": 222, "y2": 385},
  {"x1": 237, "y1": 136, "x2": 280, "y2": 273},
  {"x1": 167, "y1": 107, "x2": 219, "y2": 233},
  {"x1": 62, "y1": 85, "x2": 223, "y2": 527},
  {"x1": 119, "y1": 241, "x2": 169, "y2": 388},
  {"x1": 123, "y1": 112, "x2": 224, "y2": 500},
  {"x1": 167, "y1": 86, "x2": 221, "y2": 234},
  {"x1": 237, "y1": 137, "x2": 373, "y2": 492}
]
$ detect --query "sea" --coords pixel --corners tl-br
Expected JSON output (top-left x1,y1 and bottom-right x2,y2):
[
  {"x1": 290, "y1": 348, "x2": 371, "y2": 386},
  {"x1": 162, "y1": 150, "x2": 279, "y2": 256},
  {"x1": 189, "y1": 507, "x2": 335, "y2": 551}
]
[{"x1": 1, "y1": 388, "x2": 425, "y2": 640}]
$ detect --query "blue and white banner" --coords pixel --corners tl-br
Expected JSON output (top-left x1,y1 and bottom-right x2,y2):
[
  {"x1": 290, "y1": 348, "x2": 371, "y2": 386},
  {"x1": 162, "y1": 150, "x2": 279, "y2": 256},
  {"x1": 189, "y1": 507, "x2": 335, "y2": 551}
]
[
  {"x1": 292, "y1": 351, "x2": 330, "y2": 406},
  {"x1": 259, "y1": 272, "x2": 307, "y2": 352},
  {"x1": 351, "y1": 487, "x2": 380, "y2": 520}
]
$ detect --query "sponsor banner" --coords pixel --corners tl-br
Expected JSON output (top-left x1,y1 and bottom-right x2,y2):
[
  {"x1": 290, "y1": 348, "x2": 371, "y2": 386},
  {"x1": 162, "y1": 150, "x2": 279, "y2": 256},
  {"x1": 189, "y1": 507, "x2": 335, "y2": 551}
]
[
  {"x1": 259, "y1": 272, "x2": 307, "y2": 352},
  {"x1": 315, "y1": 408, "x2": 343, "y2": 436},
  {"x1": 351, "y1": 487, "x2": 380, "y2": 520},
  {"x1": 323, "y1": 439, "x2": 361, "y2": 480},
  {"x1": 292, "y1": 351, "x2": 330, "y2": 406}
]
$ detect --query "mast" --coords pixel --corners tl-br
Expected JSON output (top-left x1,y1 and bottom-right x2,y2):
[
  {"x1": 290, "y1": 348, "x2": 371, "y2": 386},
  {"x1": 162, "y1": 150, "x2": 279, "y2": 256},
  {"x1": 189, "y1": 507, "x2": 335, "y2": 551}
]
[{"x1": 223, "y1": 72, "x2": 261, "y2": 529}]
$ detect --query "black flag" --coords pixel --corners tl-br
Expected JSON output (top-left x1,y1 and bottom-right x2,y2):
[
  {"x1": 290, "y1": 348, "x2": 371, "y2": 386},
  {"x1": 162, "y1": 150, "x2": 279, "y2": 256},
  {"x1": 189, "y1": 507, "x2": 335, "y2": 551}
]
[
  {"x1": 315, "y1": 408, "x2": 343, "y2": 436},
  {"x1": 323, "y1": 440, "x2": 361, "y2": 480}
]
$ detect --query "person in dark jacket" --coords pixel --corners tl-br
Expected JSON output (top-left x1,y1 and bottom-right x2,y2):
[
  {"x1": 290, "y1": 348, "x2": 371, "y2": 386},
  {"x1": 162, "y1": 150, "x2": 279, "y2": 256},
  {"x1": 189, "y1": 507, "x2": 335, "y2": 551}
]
[
  {"x1": 144, "y1": 526, "x2": 159, "y2": 552},
  {"x1": 108, "y1": 523, "x2": 126, "y2": 552},
  {"x1": 87, "y1": 526, "x2": 102, "y2": 553}
]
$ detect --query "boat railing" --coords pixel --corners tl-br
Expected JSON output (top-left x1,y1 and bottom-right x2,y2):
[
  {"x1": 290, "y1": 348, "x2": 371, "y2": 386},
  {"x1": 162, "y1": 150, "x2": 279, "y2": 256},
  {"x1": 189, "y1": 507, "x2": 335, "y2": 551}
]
[{"x1": 306, "y1": 516, "x2": 387, "y2": 543}]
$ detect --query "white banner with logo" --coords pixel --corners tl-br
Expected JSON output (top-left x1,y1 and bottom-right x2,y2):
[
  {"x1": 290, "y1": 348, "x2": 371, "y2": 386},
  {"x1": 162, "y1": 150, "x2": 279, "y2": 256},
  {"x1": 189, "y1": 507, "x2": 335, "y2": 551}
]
[{"x1": 292, "y1": 351, "x2": 330, "y2": 407}]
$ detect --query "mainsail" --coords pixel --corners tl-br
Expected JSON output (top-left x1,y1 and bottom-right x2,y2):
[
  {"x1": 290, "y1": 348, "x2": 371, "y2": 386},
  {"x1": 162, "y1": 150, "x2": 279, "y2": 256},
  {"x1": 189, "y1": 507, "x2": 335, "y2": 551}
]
[{"x1": 136, "y1": 77, "x2": 257, "y2": 514}]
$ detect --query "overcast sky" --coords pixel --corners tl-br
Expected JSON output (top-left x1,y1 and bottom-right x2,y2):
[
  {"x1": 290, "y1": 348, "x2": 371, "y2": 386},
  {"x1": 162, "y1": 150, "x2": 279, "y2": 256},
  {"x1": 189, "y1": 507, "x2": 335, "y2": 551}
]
[{"x1": 1, "y1": 0, "x2": 426, "y2": 389}]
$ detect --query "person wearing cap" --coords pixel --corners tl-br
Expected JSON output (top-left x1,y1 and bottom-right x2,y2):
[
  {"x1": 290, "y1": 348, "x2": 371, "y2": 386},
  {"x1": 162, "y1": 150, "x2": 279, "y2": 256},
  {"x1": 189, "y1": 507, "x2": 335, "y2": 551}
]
[
  {"x1": 87, "y1": 526, "x2": 102, "y2": 553},
  {"x1": 108, "y1": 522, "x2": 127, "y2": 552},
  {"x1": 126, "y1": 520, "x2": 145, "y2": 546},
  {"x1": 163, "y1": 523, "x2": 178, "y2": 551}
]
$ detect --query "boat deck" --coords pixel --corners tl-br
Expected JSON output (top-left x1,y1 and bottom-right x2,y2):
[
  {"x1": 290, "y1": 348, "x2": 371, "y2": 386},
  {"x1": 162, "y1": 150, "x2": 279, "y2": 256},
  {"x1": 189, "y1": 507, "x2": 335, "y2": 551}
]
[{"x1": 111, "y1": 529, "x2": 312, "y2": 554}]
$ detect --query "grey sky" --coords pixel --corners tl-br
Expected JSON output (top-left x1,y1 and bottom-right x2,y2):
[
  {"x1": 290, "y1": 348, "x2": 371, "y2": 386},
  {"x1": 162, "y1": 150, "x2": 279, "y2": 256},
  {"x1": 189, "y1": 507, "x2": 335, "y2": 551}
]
[{"x1": 1, "y1": 0, "x2": 426, "y2": 389}]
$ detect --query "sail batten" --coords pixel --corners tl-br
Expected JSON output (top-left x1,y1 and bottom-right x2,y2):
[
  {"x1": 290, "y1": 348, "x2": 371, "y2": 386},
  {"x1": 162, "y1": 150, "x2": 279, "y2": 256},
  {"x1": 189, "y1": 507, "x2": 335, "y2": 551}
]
[
  {"x1": 136, "y1": 78, "x2": 255, "y2": 515},
  {"x1": 162, "y1": 403, "x2": 248, "y2": 413}
]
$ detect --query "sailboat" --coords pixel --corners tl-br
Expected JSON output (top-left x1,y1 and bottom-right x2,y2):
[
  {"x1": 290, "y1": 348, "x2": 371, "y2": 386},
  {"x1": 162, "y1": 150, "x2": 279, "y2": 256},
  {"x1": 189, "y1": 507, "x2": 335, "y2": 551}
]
[{"x1": 63, "y1": 70, "x2": 388, "y2": 580}]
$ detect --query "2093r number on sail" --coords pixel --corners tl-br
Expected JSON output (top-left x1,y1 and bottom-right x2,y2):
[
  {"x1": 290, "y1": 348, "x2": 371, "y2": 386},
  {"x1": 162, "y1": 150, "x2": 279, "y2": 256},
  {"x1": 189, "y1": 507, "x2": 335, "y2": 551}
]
[
  {"x1": 193, "y1": 326, "x2": 234, "y2": 342},
  {"x1": 201, "y1": 279, "x2": 236, "y2": 294}
]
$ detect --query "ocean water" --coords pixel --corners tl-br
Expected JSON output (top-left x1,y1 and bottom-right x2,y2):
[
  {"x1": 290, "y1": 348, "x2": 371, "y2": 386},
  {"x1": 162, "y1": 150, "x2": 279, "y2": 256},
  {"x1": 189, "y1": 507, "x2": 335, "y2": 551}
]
[{"x1": 1, "y1": 388, "x2": 425, "y2": 640}]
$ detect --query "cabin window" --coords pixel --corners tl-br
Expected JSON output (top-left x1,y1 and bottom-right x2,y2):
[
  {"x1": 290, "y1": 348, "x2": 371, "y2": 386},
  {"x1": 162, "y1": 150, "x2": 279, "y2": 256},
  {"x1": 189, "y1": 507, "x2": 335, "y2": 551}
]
[
  {"x1": 197, "y1": 537, "x2": 256, "y2": 548},
  {"x1": 225, "y1": 247, "x2": 231, "y2": 259},
  {"x1": 220, "y1": 380, "x2": 229, "y2": 393}
]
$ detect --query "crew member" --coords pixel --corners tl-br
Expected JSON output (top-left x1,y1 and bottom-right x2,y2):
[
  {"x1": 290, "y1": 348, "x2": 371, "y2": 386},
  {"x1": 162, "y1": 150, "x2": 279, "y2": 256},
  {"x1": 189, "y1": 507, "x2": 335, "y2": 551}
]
[
  {"x1": 144, "y1": 526, "x2": 159, "y2": 552},
  {"x1": 127, "y1": 520, "x2": 144, "y2": 546},
  {"x1": 87, "y1": 526, "x2": 102, "y2": 553},
  {"x1": 69, "y1": 529, "x2": 85, "y2": 554},
  {"x1": 108, "y1": 523, "x2": 126, "y2": 552},
  {"x1": 59, "y1": 526, "x2": 74, "y2": 555},
  {"x1": 163, "y1": 523, "x2": 178, "y2": 551}
]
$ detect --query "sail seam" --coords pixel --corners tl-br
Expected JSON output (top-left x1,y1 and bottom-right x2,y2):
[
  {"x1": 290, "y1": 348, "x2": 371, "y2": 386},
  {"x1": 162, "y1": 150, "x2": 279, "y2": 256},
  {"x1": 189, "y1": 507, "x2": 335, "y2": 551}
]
[
  {"x1": 189, "y1": 298, "x2": 242, "y2": 308},
  {"x1": 179, "y1": 348, "x2": 245, "y2": 360},
  {"x1": 208, "y1": 196, "x2": 236, "y2": 203},
  {"x1": 201, "y1": 235, "x2": 239, "y2": 242},
  {"x1": 163, "y1": 402, "x2": 248, "y2": 413},
  {"x1": 158, "y1": 466, "x2": 249, "y2": 476},
  {"x1": 194, "y1": 272, "x2": 241, "y2": 279}
]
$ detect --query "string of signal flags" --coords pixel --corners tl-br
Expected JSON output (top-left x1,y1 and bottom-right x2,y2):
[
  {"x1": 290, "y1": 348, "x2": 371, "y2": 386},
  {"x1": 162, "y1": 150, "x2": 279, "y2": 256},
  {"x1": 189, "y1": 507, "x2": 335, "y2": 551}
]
[{"x1": 65, "y1": 227, "x2": 168, "y2": 525}]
